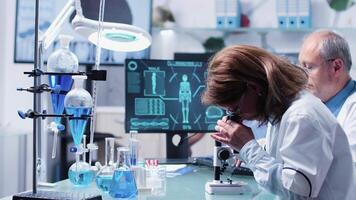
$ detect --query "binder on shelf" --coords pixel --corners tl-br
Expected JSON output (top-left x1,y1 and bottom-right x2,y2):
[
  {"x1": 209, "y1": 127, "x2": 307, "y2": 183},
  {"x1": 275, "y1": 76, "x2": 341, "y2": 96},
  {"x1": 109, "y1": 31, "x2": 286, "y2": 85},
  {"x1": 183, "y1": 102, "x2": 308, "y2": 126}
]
[
  {"x1": 215, "y1": 0, "x2": 241, "y2": 29},
  {"x1": 226, "y1": 0, "x2": 241, "y2": 28},
  {"x1": 298, "y1": 0, "x2": 311, "y2": 28},
  {"x1": 288, "y1": 0, "x2": 298, "y2": 29},
  {"x1": 216, "y1": 0, "x2": 226, "y2": 28},
  {"x1": 277, "y1": 0, "x2": 288, "y2": 29},
  {"x1": 276, "y1": 0, "x2": 311, "y2": 29}
]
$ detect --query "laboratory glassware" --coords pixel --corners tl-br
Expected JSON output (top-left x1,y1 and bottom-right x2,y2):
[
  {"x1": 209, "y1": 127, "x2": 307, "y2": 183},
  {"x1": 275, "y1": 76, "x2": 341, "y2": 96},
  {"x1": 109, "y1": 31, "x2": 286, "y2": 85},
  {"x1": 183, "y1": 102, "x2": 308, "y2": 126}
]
[
  {"x1": 68, "y1": 135, "x2": 95, "y2": 186},
  {"x1": 109, "y1": 147, "x2": 138, "y2": 198},
  {"x1": 64, "y1": 75, "x2": 92, "y2": 147},
  {"x1": 47, "y1": 34, "x2": 78, "y2": 159},
  {"x1": 65, "y1": 75, "x2": 94, "y2": 186},
  {"x1": 129, "y1": 130, "x2": 139, "y2": 166},
  {"x1": 95, "y1": 137, "x2": 116, "y2": 192}
]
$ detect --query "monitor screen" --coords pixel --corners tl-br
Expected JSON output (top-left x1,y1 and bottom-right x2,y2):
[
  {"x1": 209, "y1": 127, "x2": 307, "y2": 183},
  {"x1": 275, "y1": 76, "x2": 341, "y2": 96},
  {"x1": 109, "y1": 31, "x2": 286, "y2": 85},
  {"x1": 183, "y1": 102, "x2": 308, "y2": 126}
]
[
  {"x1": 174, "y1": 52, "x2": 214, "y2": 62},
  {"x1": 125, "y1": 59, "x2": 224, "y2": 133}
]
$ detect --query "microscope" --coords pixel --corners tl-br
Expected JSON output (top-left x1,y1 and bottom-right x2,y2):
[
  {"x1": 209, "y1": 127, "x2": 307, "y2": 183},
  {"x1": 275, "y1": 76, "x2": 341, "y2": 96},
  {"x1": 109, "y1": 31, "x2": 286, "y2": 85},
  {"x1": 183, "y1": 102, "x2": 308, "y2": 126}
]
[
  {"x1": 205, "y1": 141, "x2": 250, "y2": 195},
  {"x1": 205, "y1": 113, "x2": 251, "y2": 195}
]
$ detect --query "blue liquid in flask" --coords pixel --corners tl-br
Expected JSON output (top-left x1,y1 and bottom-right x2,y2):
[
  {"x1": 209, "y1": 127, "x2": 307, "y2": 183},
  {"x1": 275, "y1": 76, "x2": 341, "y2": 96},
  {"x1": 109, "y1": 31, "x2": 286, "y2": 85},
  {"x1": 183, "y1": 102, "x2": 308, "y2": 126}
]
[
  {"x1": 49, "y1": 75, "x2": 73, "y2": 124},
  {"x1": 109, "y1": 170, "x2": 138, "y2": 199},
  {"x1": 68, "y1": 167, "x2": 95, "y2": 186},
  {"x1": 65, "y1": 107, "x2": 91, "y2": 146},
  {"x1": 96, "y1": 175, "x2": 113, "y2": 192}
]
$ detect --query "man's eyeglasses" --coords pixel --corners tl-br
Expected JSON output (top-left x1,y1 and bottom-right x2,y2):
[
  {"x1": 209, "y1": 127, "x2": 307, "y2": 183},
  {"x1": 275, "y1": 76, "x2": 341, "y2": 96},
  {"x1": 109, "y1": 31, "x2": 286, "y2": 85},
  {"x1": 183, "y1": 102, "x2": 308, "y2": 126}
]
[{"x1": 298, "y1": 58, "x2": 337, "y2": 73}]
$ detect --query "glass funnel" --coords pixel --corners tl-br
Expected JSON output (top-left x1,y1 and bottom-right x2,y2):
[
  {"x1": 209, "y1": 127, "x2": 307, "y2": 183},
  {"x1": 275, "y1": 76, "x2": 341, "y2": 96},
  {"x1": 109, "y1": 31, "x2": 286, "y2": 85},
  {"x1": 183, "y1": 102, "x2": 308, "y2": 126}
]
[
  {"x1": 109, "y1": 147, "x2": 138, "y2": 199},
  {"x1": 47, "y1": 35, "x2": 78, "y2": 126},
  {"x1": 64, "y1": 75, "x2": 93, "y2": 147},
  {"x1": 95, "y1": 137, "x2": 116, "y2": 192}
]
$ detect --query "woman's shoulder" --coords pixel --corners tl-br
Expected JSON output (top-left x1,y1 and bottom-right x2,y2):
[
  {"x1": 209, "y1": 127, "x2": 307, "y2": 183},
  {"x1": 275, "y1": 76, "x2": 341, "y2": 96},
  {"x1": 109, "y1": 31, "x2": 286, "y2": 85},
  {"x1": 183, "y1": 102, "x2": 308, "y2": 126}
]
[{"x1": 284, "y1": 90, "x2": 332, "y2": 119}]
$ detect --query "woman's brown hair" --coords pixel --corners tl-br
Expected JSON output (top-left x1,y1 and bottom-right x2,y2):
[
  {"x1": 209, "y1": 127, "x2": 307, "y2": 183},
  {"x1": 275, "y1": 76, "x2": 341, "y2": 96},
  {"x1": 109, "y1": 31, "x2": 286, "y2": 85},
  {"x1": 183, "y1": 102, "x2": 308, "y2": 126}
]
[{"x1": 202, "y1": 45, "x2": 308, "y2": 124}]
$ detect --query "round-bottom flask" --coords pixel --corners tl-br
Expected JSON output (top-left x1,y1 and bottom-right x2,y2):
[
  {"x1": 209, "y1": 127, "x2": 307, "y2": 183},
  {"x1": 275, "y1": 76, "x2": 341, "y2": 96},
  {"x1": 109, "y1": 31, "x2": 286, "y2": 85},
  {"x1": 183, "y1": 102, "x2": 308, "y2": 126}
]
[
  {"x1": 109, "y1": 147, "x2": 138, "y2": 198},
  {"x1": 68, "y1": 160, "x2": 95, "y2": 187},
  {"x1": 68, "y1": 137, "x2": 95, "y2": 187}
]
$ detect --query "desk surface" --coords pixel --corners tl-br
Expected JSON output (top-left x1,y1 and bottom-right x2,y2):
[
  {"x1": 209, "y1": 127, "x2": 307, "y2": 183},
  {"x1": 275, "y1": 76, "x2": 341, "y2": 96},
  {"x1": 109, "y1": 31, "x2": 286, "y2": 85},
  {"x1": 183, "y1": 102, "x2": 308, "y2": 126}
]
[{"x1": 2, "y1": 165, "x2": 277, "y2": 200}]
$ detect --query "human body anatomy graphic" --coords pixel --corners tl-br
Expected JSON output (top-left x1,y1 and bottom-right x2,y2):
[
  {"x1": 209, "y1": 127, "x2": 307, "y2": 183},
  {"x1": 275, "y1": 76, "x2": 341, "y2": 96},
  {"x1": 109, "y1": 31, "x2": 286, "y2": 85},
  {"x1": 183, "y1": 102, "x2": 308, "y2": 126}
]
[
  {"x1": 179, "y1": 74, "x2": 192, "y2": 123},
  {"x1": 152, "y1": 72, "x2": 157, "y2": 95}
]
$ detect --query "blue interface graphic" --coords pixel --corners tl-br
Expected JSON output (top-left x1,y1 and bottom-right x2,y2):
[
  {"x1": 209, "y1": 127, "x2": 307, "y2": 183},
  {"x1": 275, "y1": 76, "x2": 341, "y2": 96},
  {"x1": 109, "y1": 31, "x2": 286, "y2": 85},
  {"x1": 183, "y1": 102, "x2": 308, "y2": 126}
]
[{"x1": 125, "y1": 59, "x2": 224, "y2": 133}]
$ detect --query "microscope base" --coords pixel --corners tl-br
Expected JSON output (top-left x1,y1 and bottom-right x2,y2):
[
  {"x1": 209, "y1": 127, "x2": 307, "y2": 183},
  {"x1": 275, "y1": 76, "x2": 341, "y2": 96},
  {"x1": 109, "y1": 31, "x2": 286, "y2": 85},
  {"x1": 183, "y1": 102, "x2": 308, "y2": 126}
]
[{"x1": 205, "y1": 180, "x2": 250, "y2": 195}]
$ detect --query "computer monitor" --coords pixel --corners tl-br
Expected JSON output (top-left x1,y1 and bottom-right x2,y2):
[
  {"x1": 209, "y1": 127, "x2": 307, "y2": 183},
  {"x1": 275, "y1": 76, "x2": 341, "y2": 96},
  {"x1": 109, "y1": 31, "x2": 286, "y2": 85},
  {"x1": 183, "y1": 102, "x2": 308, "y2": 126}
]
[
  {"x1": 174, "y1": 52, "x2": 214, "y2": 62},
  {"x1": 125, "y1": 59, "x2": 224, "y2": 134}
]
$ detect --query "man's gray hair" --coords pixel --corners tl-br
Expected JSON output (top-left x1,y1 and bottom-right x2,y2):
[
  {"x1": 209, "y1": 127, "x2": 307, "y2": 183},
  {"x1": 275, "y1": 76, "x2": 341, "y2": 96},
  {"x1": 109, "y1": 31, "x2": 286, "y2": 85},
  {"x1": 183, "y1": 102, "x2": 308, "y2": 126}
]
[{"x1": 318, "y1": 31, "x2": 352, "y2": 72}]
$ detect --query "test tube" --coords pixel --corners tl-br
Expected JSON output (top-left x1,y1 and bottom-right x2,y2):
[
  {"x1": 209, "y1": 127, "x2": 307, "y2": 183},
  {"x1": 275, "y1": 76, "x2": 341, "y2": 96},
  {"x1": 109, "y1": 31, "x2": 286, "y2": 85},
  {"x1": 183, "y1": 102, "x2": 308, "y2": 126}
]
[{"x1": 129, "y1": 130, "x2": 139, "y2": 166}]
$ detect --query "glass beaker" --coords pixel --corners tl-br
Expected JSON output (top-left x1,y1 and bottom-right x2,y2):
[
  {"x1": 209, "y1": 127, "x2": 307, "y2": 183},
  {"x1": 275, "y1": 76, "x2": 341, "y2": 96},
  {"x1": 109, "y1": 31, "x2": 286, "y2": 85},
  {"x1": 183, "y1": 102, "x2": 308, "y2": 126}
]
[
  {"x1": 109, "y1": 147, "x2": 138, "y2": 199},
  {"x1": 95, "y1": 137, "x2": 116, "y2": 192},
  {"x1": 146, "y1": 165, "x2": 167, "y2": 196},
  {"x1": 64, "y1": 75, "x2": 93, "y2": 147}
]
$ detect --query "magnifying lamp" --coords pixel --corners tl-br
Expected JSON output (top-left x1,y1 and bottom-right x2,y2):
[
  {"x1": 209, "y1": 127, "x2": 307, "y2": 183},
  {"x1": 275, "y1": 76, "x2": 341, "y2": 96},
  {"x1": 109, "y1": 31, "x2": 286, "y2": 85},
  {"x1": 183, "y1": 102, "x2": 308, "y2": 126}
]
[{"x1": 41, "y1": 0, "x2": 152, "y2": 52}]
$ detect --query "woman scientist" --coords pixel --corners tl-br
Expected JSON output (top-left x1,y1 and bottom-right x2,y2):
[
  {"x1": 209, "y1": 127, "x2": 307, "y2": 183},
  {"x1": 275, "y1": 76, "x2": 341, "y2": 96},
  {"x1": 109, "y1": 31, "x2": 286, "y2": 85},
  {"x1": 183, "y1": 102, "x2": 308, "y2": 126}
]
[{"x1": 202, "y1": 45, "x2": 355, "y2": 199}]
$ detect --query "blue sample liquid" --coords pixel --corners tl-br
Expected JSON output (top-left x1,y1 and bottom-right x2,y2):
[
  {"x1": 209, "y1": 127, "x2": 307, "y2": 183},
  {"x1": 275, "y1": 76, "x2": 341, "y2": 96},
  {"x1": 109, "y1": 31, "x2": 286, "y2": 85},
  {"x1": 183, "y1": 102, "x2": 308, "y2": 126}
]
[
  {"x1": 48, "y1": 75, "x2": 73, "y2": 124},
  {"x1": 96, "y1": 175, "x2": 113, "y2": 192},
  {"x1": 68, "y1": 168, "x2": 95, "y2": 186},
  {"x1": 109, "y1": 170, "x2": 138, "y2": 199},
  {"x1": 65, "y1": 107, "x2": 91, "y2": 146}
]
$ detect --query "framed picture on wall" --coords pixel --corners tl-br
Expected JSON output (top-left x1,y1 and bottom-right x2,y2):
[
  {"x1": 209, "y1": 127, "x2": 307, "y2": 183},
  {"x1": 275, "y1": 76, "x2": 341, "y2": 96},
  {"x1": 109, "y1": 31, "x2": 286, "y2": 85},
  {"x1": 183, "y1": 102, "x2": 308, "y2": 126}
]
[{"x1": 14, "y1": 0, "x2": 152, "y2": 66}]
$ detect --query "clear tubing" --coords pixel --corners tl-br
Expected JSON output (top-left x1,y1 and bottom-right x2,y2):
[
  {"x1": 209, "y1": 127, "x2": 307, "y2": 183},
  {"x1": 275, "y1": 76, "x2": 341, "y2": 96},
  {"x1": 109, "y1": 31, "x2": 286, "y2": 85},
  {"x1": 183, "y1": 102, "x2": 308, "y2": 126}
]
[
  {"x1": 95, "y1": 0, "x2": 106, "y2": 69},
  {"x1": 89, "y1": 0, "x2": 106, "y2": 165},
  {"x1": 83, "y1": 135, "x2": 87, "y2": 162},
  {"x1": 51, "y1": 127, "x2": 59, "y2": 159},
  {"x1": 105, "y1": 138, "x2": 115, "y2": 166},
  {"x1": 75, "y1": 151, "x2": 80, "y2": 183}
]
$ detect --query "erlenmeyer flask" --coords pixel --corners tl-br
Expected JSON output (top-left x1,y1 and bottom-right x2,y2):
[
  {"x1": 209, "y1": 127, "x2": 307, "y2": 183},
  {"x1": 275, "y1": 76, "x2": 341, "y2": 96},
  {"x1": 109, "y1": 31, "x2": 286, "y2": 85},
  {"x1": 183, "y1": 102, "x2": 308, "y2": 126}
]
[
  {"x1": 96, "y1": 137, "x2": 116, "y2": 192},
  {"x1": 109, "y1": 147, "x2": 138, "y2": 199},
  {"x1": 47, "y1": 35, "x2": 78, "y2": 125},
  {"x1": 64, "y1": 75, "x2": 93, "y2": 147}
]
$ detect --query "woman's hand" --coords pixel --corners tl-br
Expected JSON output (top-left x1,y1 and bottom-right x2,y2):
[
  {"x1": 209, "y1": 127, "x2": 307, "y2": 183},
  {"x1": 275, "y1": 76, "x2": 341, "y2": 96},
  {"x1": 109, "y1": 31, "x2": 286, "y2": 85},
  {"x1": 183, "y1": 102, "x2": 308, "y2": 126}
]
[{"x1": 211, "y1": 116, "x2": 255, "y2": 151}]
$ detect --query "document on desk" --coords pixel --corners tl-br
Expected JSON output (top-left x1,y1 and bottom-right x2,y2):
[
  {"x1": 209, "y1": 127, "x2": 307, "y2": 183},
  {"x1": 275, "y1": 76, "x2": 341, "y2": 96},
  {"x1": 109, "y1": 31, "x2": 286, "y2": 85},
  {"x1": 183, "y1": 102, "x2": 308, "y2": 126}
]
[{"x1": 164, "y1": 164, "x2": 195, "y2": 177}]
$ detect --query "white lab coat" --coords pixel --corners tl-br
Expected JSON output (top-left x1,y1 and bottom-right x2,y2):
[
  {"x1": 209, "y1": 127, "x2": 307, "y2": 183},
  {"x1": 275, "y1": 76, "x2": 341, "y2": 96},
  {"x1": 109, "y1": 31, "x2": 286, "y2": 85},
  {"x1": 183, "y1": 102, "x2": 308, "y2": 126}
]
[
  {"x1": 239, "y1": 91, "x2": 356, "y2": 199},
  {"x1": 337, "y1": 92, "x2": 356, "y2": 166}
]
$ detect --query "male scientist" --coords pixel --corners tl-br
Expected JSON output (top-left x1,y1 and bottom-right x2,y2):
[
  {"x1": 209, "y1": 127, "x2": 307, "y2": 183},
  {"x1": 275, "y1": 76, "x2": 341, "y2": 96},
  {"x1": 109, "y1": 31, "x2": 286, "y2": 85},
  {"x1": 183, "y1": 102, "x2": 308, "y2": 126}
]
[{"x1": 299, "y1": 30, "x2": 356, "y2": 165}]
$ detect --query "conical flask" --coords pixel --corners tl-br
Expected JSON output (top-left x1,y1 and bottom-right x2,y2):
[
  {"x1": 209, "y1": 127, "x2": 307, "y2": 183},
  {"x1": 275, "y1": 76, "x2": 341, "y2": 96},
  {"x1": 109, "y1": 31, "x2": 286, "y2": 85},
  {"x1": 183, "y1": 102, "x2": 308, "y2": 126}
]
[
  {"x1": 47, "y1": 35, "x2": 78, "y2": 125},
  {"x1": 109, "y1": 147, "x2": 138, "y2": 199},
  {"x1": 95, "y1": 137, "x2": 116, "y2": 192},
  {"x1": 64, "y1": 75, "x2": 93, "y2": 147}
]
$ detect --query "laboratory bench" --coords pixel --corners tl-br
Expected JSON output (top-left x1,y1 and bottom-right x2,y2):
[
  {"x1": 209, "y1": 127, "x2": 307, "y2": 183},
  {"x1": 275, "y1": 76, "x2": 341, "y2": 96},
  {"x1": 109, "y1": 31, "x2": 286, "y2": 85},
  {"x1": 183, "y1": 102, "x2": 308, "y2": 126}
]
[{"x1": 1, "y1": 165, "x2": 277, "y2": 200}]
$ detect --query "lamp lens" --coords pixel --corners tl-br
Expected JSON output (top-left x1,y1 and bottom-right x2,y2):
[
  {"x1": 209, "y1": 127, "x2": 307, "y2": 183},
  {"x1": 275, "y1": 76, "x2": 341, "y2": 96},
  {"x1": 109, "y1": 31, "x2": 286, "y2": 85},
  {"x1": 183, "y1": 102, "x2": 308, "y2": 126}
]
[{"x1": 105, "y1": 32, "x2": 137, "y2": 42}]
